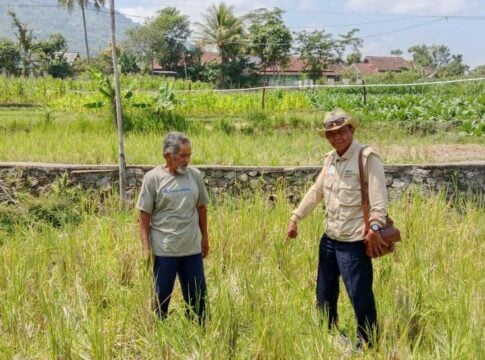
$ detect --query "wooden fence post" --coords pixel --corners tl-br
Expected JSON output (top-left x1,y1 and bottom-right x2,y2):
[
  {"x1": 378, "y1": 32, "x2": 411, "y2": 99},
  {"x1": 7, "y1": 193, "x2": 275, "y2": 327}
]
[
  {"x1": 361, "y1": 78, "x2": 367, "y2": 105},
  {"x1": 261, "y1": 83, "x2": 266, "y2": 110}
]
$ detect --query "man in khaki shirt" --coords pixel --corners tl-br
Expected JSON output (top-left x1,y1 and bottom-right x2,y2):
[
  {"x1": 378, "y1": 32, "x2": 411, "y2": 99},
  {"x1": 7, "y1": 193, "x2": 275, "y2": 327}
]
[{"x1": 286, "y1": 110, "x2": 388, "y2": 348}]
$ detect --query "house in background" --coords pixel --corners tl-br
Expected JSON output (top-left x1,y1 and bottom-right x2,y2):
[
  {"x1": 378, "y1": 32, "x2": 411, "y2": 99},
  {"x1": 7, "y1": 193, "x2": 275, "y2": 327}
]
[
  {"x1": 261, "y1": 56, "x2": 346, "y2": 86},
  {"x1": 352, "y1": 56, "x2": 412, "y2": 76},
  {"x1": 62, "y1": 52, "x2": 81, "y2": 66},
  {"x1": 152, "y1": 52, "x2": 420, "y2": 85}
]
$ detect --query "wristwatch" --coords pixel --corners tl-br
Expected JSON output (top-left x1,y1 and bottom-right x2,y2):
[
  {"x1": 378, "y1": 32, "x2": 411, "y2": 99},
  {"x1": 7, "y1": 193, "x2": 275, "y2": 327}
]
[{"x1": 371, "y1": 224, "x2": 381, "y2": 232}]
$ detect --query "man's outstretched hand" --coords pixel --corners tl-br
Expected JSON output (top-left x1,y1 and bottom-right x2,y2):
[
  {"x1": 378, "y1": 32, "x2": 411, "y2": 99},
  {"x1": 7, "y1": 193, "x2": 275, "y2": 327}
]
[{"x1": 285, "y1": 220, "x2": 298, "y2": 243}]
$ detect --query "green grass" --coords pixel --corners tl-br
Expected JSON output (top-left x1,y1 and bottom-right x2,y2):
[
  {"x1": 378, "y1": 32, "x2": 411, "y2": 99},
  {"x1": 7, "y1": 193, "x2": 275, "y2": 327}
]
[
  {"x1": 0, "y1": 109, "x2": 484, "y2": 166},
  {"x1": 0, "y1": 189, "x2": 483, "y2": 358}
]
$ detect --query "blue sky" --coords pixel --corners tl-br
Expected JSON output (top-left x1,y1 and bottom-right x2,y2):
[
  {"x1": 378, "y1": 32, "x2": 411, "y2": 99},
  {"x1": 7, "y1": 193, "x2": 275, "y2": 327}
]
[{"x1": 117, "y1": 0, "x2": 485, "y2": 68}]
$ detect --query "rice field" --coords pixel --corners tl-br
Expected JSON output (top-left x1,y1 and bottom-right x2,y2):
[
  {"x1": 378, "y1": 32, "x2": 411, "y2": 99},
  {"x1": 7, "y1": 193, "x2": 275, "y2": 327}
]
[
  {"x1": 0, "y1": 189, "x2": 483, "y2": 358},
  {"x1": 1, "y1": 76, "x2": 484, "y2": 359}
]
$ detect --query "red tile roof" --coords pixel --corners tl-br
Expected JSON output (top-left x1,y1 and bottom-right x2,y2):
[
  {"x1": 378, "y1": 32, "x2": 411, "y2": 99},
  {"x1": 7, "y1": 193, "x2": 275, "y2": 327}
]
[
  {"x1": 352, "y1": 62, "x2": 378, "y2": 75},
  {"x1": 263, "y1": 56, "x2": 345, "y2": 75},
  {"x1": 363, "y1": 56, "x2": 411, "y2": 72},
  {"x1": 200, "y1": 52, "x2": 220, "y2": 64}
]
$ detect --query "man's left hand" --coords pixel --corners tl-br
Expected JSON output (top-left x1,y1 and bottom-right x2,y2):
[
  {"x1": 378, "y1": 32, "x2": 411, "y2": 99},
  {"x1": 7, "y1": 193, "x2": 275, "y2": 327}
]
[
  {"x1": 201, "y1": 235, "x2": 209, "y2": 258},
  {"x1": 365, "y1": 229, "x2": 387, "y2": 257}
]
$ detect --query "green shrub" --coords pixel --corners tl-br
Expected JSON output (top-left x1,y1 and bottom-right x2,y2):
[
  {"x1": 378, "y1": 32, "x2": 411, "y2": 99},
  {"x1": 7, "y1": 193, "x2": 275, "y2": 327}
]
[
  {"x1": 124, "y1": 110, "x2": 188, "y2": 133},
  {"x1": 246, "y1": 110, "x2": 270, "y2": 131},
  {"x1": 214, "y1": 118, "x2": 236, "y2": 134}
]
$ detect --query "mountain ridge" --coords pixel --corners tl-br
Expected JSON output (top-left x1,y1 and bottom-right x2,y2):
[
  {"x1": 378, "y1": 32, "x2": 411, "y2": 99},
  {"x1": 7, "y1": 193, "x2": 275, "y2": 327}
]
[{"x1": 0, "y1": 0, "x2": 137, "y2": 56}]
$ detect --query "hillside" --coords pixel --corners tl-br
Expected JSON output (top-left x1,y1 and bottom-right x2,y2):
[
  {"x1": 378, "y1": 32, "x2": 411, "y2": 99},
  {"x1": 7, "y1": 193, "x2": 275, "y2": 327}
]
[{"x1": 0, "y1": 0, "x2": 136, "y2": 56}]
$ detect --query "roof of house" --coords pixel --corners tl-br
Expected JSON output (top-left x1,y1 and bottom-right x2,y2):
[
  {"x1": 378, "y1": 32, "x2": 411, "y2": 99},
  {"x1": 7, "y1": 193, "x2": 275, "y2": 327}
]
[
  {"x1": 363, "y1": 56, "x2": 411, "y2": 71},
  {"x1": 352, "y1": 62, "x2": 378, "y2": 75},
  {"x1": 54, "y1": 52, "x2": 80, "y2": 65},
  {"x1": 200, "y1": 52, "x2": 220, "y2": 63},
  {"x1": 262, "y1": 56, "x2": 346, "y2": 76}
]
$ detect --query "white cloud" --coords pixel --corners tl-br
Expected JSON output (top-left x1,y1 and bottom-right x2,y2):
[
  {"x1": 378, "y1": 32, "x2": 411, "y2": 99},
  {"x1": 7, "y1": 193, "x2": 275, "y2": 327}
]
[{"x1": 345, "y1": 0, "x2": 467, "y2": 15}]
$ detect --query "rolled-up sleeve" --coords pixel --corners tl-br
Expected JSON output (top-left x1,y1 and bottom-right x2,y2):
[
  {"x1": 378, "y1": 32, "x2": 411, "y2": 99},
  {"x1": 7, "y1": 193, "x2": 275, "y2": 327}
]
[
  {"x1": 366, "y1": 153, "x2": 387, "y2": 227},
  {"x1": 290, "y1": 167, "x2": 325, "y2": 222},
  {"x1": 196, "y1": 171, "x2": 209, "y2": 207}
]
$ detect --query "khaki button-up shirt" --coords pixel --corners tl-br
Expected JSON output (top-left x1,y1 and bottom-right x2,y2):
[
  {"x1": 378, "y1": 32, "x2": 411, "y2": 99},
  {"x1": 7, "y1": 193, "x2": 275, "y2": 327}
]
[{"x1": 291, "y1": 140, "x2": 388, "y2": 242}]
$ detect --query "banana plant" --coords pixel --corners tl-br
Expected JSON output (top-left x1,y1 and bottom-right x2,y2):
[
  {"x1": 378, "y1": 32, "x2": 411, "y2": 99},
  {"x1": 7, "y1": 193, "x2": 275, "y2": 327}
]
[{"x1": 84, "y1": 68, "x2": 133, "y2": 126}]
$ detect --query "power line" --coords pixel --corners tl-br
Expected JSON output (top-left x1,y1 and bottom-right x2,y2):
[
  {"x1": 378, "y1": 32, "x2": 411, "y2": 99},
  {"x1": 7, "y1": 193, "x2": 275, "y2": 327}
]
[
  {"x1": 3, "y1": 3, "x2": 485, "y2": 21},
  {"x1": 360, "y1": 18, "x2": 444, "y2": 39},
  {"x1": 289, "y1": 17, "x2": 423, "y2": 29},
  {"x1": 190, "y1": 18, "x2": 446, "y2": 47},
  {"x1": 109, "y1": 0, "x2": 485, "y2": 19},
  {"x1": 0, "y1": 3, "x2": 449, "y2": 34}
]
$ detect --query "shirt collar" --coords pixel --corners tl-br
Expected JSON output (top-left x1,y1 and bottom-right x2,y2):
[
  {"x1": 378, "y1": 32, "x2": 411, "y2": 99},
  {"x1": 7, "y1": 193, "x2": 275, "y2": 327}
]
[{"x1": 335, "y1": 140, "x2": 359, "y2": 161}]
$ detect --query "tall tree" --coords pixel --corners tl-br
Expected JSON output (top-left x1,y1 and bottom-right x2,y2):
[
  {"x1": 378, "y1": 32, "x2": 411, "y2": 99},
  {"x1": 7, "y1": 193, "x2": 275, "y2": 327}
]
[
  {"x1": 470, "y1": 64, "x2": 485, "y2": 77},
  {"x1": 438, "y1": 54, "x2": 469, "y2": 77},
  {"x1": 35, "y1": 33, "x2": 68, "y2": 69},
  {"x1": 247, "y1": 8, "x2": 292, "y2": 75},
  {"x1": 8, "y1": 11, "x2": 35, "y2": 76},
  {"x1": 57, "y1": 0, "x2": 106, "y2": 60},
  {"x1": 429, "y1": 44, "x2": 451, "y2": 68},
  {"x1": 338, "y1": 28, "x2": 363, "y2": 65},
  {"x1": 346, "y1": 51, "x2": 362, "y2": 65},
  {"x1": 197, "y1": 2, "x2": 246, "y2": 85},
  {"x1": 408, "y1": 44, "x2": 433, "y2": 67},
  {"x1": 0, "y1": 39, "x2": 21, "y2": 75},
  {"x1": 125, "y1": 7, "x2": 190, "y2": 72},
  {"x1": 390, "y1": 49, "x2": 403, "y2": 56},
  {"x1": 294, "y1": 29, "x2": 337, "y2": 82}
]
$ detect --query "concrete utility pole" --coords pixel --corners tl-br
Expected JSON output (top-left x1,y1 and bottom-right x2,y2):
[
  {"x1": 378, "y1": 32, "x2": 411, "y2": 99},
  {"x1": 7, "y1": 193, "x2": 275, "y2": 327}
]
[{"x1": 109, "y1": 0, "x2": 127, "y2": 206}]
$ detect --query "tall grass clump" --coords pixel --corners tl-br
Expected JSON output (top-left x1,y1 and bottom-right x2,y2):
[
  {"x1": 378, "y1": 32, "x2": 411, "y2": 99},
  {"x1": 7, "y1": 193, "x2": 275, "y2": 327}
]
[{"x1": 0, "y1": 188, "x2": 483, "y2": 358}]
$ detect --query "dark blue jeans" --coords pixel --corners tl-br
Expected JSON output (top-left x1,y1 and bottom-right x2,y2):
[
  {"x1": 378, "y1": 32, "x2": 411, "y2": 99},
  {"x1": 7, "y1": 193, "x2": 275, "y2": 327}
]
[
  {"x1": 153, "y1": 253, "x2": 207, "y2": 323},
  {"x1": 316, "y1": 234, "x2": 377, "y2": 344}
]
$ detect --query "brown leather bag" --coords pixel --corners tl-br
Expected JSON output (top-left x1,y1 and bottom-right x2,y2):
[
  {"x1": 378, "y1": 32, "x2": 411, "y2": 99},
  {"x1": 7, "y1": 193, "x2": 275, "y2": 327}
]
[{"x1": 358, "y1": 147, "x2": 401, "y2": 258}]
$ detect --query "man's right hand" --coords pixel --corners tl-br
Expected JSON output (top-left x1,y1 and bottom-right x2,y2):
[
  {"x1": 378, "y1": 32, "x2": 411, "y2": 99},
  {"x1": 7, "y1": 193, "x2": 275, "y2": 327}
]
[
  {"x1": 142, "y1": 247, "x2": 152, "y2": 270},
  {"x1": 285, "y1": 220, "x2": 298, "y2": 243}
]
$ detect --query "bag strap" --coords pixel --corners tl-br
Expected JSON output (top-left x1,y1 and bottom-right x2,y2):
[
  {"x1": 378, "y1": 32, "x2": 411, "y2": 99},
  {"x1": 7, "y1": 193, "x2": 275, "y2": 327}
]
[{"x1": 358, "y1": 147, "x2": 370, "y2": 235}]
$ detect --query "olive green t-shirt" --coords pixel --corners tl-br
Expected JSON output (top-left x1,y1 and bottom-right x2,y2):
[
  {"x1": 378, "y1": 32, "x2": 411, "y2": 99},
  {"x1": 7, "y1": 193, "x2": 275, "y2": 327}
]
[{"x1": 136, "y1": 166, "x2": 209, "y2": 256}]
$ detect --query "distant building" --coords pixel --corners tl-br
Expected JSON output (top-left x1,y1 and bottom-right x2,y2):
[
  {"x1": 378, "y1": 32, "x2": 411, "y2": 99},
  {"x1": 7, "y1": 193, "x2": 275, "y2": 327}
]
[
  {"x1": 261, "y1": 56, "x2": 346, "y2": 86},
  {"x1": 63, "y1": 52, "x2": 81, "y2": 65},
  {"x1": 352, "y1": 56, "x2": 412, "y2": 75}
]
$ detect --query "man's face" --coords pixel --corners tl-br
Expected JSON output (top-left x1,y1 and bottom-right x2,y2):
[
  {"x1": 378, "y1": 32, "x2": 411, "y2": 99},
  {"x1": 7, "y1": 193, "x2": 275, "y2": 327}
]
[
  {"x1": 325, "y1": 125, "x2": 354, "y2": 154},
  {"x1": 167, "y1": 143, "x2": 191, "y2": 174}
]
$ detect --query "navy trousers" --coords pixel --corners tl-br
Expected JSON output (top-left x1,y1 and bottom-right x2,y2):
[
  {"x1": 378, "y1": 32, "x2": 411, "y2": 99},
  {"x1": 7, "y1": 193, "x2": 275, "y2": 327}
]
[
  {"x1": 316, "y1": 234, "x2": 377, "y2": 344},
  {"x1": 153, "y1": 254, "x2": 207, "y2": 323}
]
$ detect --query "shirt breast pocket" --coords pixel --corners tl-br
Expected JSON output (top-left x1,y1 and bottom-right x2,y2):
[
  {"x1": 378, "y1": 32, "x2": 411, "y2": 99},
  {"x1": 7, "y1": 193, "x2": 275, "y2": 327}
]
[{"x1": 338, "y1": 177, "x2": 361, "y2": 207}]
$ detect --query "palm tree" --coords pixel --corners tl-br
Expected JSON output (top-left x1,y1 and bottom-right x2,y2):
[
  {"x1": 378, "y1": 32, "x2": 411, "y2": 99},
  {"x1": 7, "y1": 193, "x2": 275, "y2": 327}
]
[
  {"x1": 58, "y1": 0, "x2": 105, "y2": 60},
  {"x1": 196, "y1": 2, "x2": 245, "y2": 84}
]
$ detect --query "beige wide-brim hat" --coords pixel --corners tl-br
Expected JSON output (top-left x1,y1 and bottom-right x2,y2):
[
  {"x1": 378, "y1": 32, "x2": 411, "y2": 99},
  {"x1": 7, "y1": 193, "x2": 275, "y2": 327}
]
[{"x1": 317, "y1": 109, "x2": 358, "y2": 138}]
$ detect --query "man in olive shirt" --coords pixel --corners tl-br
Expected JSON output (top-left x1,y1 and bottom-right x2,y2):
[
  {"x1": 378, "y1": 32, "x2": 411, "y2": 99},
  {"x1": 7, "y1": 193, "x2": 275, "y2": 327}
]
[
  {"x1": 286, "y1": 110, "x2": 388, "y2": 347},
  {"x1": 137, "y1": 132, "x2": 209, "y2": 322}
]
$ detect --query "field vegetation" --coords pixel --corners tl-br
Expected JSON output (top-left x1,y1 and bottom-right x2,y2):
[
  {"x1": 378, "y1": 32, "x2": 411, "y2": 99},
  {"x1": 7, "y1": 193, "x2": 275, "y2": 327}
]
[
  {"x1": 0, "y1": 77, "x2": 484, "y2": 165},
  {"x1": 0, "y1": 185, "x2": 483, "y2": 358}
]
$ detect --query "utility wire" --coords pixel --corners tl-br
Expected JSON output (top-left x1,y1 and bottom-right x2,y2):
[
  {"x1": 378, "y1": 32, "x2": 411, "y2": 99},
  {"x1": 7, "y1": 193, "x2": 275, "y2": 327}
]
[
  {"x1": 100, "y1": 0, "x2": 485, "y2": 19},
  {"x1": 3, "y1": 3, "x2": 485, "y2": 21},
  {"x1": 190, "y1": 18, "x2": 446, "y2": 47}
]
